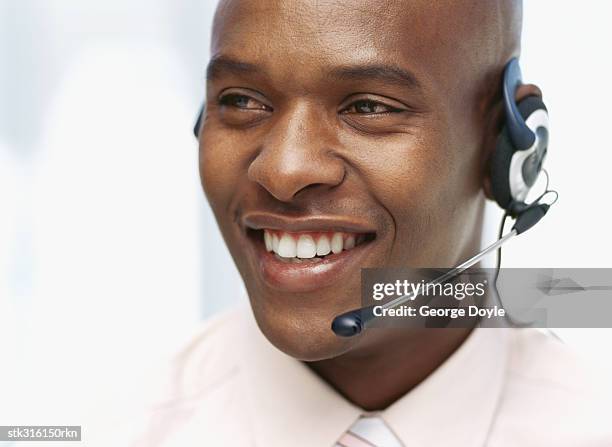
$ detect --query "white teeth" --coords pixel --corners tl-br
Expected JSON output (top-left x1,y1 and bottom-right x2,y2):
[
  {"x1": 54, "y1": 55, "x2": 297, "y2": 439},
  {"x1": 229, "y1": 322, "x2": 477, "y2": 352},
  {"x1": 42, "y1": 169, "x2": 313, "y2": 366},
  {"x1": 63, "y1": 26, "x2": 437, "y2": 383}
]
[
  {"x1": 264, "y1": 230, "x2": 367, "y2": 259},
  {"x1": 331, "y1": 232, "x2": 343, "y2": 254},
  {"x1": 264, "y1": 231, "x2": 272, "y2": 252},
  {"x1": 316, "y1": 235, "x2": 331, "y2": 256},
  {"x1": 272, "y1": 233, "x2": 280, "y2": 252},
  {"x1": 345, "y1": 235, "x2": 355, "y2": 250},
  {"x1": 297, "y1": 235, "x2": 317, "y2": 258},
  {"x1": 277, "y1": 233, "x2": 297, "y2": 258}
]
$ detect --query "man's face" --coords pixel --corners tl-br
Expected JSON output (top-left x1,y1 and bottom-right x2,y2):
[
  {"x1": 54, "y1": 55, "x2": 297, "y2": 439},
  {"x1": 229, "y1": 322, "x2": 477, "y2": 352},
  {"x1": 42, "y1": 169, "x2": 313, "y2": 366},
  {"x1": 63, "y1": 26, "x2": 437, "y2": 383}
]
[{"x1": 200, "y1": 0, "x2": 496, "y2": 360}]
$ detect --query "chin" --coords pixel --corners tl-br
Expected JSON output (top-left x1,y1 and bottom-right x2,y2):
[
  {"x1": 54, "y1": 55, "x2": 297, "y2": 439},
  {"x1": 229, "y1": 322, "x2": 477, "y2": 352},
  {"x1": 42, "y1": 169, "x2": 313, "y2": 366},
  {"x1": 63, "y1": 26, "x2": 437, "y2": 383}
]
[{"x1": 249, "y1": 298, "x2": 358, "y2": 362}]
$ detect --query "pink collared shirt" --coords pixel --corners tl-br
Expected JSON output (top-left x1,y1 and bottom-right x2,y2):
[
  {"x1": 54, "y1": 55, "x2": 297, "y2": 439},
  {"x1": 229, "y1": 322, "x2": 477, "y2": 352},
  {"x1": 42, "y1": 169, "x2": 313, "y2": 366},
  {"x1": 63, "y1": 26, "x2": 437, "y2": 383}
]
[{"x1": 132, "y1": 306, "x2": 612, "y2": 447}]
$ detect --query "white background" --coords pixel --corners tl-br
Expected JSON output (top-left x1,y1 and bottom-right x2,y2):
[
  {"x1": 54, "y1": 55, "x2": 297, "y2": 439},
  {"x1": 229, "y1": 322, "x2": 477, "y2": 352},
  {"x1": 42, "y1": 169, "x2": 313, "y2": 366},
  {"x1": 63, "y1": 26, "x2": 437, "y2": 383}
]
[{"x1": 1, "y1": 1, "x2": 611, "y2": 445}]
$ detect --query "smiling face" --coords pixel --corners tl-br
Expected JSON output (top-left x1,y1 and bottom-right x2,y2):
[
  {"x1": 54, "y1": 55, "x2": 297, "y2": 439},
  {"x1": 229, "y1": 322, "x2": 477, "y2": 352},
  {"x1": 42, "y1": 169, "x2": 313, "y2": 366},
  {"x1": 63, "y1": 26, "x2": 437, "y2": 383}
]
[{"x1": 199, "y1": 0, "x2": 520, "y2": 360}]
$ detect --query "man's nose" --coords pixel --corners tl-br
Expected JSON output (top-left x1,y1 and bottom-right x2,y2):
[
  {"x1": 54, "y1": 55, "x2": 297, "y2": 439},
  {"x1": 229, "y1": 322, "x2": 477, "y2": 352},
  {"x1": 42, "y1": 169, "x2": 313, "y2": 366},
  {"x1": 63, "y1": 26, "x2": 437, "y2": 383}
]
[{"x1": 247, "y1": 102, "x2": 345, "y2": 203}]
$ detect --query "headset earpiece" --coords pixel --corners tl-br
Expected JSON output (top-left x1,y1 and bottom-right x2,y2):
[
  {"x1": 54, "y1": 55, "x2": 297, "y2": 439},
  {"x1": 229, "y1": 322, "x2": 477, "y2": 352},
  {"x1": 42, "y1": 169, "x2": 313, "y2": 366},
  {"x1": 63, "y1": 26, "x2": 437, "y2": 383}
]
[{"x1": 490, "y1": 59, "x2": 549, "y2": 216}]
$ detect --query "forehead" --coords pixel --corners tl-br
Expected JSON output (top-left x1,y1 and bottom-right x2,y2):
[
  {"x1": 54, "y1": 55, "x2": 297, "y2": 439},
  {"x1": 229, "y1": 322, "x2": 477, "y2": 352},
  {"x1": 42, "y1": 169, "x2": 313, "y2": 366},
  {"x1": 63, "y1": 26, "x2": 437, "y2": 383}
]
[{"x1": 211, "y1": 0, "x2": 498, "y2": 93}]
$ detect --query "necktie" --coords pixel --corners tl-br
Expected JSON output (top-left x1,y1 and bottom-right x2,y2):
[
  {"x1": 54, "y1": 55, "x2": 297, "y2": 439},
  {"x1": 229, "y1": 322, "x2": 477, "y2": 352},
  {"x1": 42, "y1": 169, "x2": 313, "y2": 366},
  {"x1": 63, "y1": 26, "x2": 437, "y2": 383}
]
[{"x1": 335, "y1": 415, "x2": 404, "y2": 447}]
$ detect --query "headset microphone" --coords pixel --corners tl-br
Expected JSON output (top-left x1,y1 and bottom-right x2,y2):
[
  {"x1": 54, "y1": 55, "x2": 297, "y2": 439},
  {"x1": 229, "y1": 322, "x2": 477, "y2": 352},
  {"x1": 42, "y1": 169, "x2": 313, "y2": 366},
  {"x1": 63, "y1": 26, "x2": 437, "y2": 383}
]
[{"x1": 331, "y1": 58, "x2": 557, "y2": 337}]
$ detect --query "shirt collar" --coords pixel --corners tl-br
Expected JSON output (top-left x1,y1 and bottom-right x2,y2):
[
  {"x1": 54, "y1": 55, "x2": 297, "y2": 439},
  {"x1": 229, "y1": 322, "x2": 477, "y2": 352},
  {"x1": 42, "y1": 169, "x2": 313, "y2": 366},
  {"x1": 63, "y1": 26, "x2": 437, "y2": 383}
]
[
  {"x1": 238, "y1": 308, "x2": 509, "y2": 447},
  {"x1": 239, "y1": 309, "x2": 361, "y2": 447},
  {"x1": 383, "y1": 327, "x2": 509, "y2": 447}
]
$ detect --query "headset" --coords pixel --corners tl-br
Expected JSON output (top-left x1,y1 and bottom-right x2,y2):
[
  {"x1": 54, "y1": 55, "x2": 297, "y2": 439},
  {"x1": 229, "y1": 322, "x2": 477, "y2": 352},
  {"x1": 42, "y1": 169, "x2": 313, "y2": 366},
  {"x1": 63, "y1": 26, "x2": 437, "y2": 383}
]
[
  {"x1": 490, "y1": 58, "x2": 551, "y2": 217},
  {"x1": 194, "y1": 105, "x2": 204, "y2": 139},
  {"x1": 331, "y1": 57, "x2": 557, "y2": 337}
]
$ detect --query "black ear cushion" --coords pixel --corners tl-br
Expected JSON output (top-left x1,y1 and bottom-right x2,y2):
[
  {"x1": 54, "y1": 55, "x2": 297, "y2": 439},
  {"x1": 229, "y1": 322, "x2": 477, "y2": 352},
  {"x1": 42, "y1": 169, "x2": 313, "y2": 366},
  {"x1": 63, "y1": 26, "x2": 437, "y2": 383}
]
[
  {"x1": 193, "y1": 103, "x2": 205, "y2": 139},
  {"x1": 490, "y1": 96, "x2": 548, "y2": 210},
  {"x1": 193, "y1": 110, "x2": 203, "y2": 138},
  {"x1": 518, "y1": 95, "x2": 547, "y2": 120}
]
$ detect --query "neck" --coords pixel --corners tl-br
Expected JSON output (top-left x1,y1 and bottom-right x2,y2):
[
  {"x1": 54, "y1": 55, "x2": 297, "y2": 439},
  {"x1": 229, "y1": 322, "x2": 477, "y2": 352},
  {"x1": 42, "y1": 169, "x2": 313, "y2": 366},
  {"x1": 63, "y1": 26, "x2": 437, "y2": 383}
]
[{"x1": 306, "y1": 327, "x2": 473, "y2": 410}]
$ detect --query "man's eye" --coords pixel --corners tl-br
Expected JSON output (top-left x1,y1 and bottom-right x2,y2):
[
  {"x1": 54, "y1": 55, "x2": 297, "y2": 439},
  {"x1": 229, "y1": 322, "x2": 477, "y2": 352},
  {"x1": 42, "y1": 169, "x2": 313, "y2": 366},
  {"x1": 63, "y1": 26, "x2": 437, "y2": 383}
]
[
  {"x1": 344, "y1": 100, "x2": 399, "y2": 114},
  {"x1": 219, "y1": 94, "x2": 269, "y2": 111}
]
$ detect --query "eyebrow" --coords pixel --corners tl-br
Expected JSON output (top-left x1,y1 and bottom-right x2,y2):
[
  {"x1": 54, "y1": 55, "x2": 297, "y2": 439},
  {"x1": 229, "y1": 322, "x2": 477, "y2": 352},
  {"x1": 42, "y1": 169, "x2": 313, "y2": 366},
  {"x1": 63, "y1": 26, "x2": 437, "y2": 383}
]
[
  {"x1": 206, "y1": 55, "x2": 261, "y2": 80},
  {"x1": 329, "y1": 64, "x2": 422, "y2": 91},
  {"x1": 206, "y1": 56, "x2": 421, "y2": 91}
]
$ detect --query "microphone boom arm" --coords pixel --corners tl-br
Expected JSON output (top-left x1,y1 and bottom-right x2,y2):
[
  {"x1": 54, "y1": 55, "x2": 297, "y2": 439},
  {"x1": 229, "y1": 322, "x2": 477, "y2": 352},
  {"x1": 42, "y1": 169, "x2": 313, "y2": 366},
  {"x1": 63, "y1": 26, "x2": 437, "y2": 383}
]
[{"x1": 331, "y1": 229, "x2": 518, "y2": 337}]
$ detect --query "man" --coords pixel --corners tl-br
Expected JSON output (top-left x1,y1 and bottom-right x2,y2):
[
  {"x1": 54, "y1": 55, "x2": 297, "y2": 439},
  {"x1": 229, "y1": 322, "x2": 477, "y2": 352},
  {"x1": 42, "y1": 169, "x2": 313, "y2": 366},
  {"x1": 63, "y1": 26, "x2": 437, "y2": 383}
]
[{"x1": 134, "y1": 0, "x2": 611, "y2": 445}]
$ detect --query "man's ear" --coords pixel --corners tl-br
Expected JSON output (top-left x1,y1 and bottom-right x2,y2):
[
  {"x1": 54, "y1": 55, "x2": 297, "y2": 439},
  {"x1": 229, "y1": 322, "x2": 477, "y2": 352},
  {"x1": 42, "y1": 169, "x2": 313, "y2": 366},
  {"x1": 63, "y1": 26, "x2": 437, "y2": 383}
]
[{"x1": 482, "y1": 83, "x2": 543, "y2": 200}]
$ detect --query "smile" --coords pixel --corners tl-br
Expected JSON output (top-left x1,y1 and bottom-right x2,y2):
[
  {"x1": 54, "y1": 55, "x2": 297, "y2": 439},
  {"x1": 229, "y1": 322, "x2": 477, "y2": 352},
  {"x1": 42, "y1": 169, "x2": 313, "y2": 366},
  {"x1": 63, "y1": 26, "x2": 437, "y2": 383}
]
[
  {"x1": 262, "y1": 230, "x2": 371, "y2": 262},
  {"x1": 242, "y1": 214, "x2": 378, "y2": 292}
]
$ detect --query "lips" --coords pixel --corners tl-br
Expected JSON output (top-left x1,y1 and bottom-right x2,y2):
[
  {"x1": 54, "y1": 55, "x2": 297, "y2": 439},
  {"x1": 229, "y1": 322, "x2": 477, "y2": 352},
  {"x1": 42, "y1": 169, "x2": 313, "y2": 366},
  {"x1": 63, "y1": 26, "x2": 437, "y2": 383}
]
[{"x1": 242, "y1": 213, "x2": 378, "y2": 292}]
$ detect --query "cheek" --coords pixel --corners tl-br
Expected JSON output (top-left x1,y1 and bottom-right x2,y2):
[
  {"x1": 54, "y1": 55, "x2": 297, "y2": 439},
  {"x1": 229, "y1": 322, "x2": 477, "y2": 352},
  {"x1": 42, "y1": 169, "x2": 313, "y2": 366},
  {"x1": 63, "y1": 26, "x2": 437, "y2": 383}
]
[
  {"x1": 349, "y1": 131, "x2": 464, "y2": 264},
  {"x1": 198, "y1": 130, "x2": 244, "y2": 217},
  {"x1": 199, "y1": 130, "x2": 257, "y2": 282},
  {"x1": 390, "y1": 148, "x2": 448, "y2": 252},
  {"x1": 382, "y1": 145, "x2": 445, "y2": 215}
]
